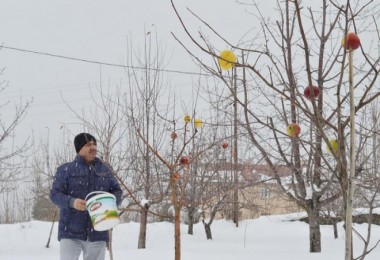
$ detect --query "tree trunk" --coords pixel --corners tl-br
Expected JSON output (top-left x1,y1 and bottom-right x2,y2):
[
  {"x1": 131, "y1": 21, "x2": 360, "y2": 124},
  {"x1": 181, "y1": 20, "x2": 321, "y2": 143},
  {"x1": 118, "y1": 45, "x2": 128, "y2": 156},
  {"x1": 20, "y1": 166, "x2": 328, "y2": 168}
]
[
  {"x1": 333, "y1": 222, "x2": 338, "y2": 239},
  {"x1": 45, "y1": 208, "x2": 57, "y2": 248},
  {"x1": 308, "y1": 208, "x2": 321, "y2": 252},
  {"x1": 187, "y1": 208, "x2": 194, "y2": 235},
  {"x1": 201, "y1": 194, "x2": 226, "y2": 240},
  {"x1": 203, "y1": 222, "x2": 212, "y2": 240},
  {"x1": 138, "y1": 207, "x2": 148, "y2": 249},
  {"x1": 174, "y1": 203, "x2": 181, "y2": 260}
]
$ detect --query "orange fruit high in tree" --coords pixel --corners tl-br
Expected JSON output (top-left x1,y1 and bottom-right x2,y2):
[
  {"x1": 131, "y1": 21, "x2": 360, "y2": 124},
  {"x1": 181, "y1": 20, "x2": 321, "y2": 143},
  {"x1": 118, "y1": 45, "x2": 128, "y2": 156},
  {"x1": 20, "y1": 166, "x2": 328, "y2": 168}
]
[
  {"x1": 287, "y1": 123, "x2": 301, "y2": 138},
  {"x1": 172, "y1": 172, "x2": 180, "y2": 182}
]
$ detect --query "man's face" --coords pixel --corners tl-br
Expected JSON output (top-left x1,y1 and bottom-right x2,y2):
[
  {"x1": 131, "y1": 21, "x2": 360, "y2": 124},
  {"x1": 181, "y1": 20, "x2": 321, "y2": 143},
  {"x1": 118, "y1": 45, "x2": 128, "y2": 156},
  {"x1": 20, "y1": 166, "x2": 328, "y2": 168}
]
[{"x1": 78, "y1": 140, "x2": 97, "y2": 163}]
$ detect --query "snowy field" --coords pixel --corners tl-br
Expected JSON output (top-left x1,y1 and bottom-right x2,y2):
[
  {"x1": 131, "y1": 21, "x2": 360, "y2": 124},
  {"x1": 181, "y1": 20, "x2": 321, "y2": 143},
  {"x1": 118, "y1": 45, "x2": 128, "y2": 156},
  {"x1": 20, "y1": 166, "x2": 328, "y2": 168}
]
[{"x1": 1, "y1": 213, "x2": 380, "y2": 260}]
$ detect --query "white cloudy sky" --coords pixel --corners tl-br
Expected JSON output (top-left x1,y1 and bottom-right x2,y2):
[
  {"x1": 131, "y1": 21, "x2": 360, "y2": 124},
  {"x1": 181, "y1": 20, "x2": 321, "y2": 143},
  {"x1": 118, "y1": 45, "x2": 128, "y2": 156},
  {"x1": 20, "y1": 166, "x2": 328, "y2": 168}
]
[
  {"x1": 0, "y1": 0, "x2": 261, "y2": 145},
  {"x1": 2, "y1": 0, "x2": 376, "y2": 147}
]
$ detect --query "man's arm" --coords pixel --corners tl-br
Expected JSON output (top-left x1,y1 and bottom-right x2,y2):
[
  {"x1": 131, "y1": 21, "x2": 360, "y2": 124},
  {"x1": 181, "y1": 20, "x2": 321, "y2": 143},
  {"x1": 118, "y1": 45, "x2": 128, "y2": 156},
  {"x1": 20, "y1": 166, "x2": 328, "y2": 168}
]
[{"x1": 50, "y1": 166, "x2": 73, "y2": 209}]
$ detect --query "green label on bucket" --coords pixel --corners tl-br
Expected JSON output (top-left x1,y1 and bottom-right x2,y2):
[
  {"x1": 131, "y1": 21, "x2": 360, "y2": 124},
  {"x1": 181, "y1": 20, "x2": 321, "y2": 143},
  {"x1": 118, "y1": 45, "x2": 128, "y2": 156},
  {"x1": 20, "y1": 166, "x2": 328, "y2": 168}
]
[{"x1": 95, "y1": 196, "x2": 114, "y2": 201}]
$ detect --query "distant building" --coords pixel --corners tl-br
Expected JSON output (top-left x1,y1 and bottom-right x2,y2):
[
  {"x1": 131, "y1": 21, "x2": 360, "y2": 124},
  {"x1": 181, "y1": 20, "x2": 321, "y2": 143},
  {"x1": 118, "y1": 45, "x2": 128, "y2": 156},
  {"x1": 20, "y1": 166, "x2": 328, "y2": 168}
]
[{"x1": 203, "y1": 160, "x2": 303, "y2": 219}]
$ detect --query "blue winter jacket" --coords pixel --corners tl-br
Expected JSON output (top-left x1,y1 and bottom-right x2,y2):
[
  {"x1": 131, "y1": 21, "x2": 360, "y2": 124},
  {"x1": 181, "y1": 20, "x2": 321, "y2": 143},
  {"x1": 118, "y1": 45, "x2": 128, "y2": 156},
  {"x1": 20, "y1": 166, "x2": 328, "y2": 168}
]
[{"x1": 50, "y1": 155, "x2": 123, "y2": 242}]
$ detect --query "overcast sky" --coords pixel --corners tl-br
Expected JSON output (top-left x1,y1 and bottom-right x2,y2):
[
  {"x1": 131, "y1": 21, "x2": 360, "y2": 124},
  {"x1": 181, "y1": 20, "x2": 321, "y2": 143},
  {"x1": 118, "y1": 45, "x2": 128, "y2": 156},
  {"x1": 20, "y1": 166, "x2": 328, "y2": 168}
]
[
  {"x1": 5, "y1": 1, "x2": 374, "y2": 149},
  {"x1": 0, "y1": 0, "x2": 262, "y2": 147}
]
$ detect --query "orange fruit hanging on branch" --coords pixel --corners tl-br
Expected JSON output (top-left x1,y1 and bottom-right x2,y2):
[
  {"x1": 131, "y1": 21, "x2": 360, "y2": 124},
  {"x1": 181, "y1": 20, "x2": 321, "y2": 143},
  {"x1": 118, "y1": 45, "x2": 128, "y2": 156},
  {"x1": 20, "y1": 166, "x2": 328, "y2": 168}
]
[
  {"x1": 172, "y1": 172, "x2": 180, "y2": 182},
  {"x1": 287, "y1": 123, "x2": 301, "y2": 138},
  {"x1": 218, "y1": 50, "x2": 237, "y2": 70}
]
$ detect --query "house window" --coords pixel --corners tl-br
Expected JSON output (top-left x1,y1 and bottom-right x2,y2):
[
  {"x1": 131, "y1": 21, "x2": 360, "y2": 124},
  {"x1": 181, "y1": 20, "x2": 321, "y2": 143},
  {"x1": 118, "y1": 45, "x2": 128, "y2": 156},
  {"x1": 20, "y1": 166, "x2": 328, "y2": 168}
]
[{"x1": 261, "y1": 188, "x2": 271, "y2": 198}]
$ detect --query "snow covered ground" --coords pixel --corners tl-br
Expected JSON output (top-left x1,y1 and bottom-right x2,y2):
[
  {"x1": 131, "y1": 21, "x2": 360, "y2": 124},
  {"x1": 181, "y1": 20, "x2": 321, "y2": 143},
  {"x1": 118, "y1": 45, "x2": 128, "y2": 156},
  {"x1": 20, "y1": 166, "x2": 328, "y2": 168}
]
[{"x1": 1, "y1": 213, "x2": 380, "y2": 260}]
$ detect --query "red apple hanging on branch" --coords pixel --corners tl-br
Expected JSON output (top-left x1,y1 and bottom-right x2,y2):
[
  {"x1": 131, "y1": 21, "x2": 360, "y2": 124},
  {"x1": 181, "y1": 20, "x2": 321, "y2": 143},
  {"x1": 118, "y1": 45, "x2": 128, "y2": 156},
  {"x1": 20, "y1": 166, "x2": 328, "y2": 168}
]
[
  {"x1": 341, "y1": 32, "x2": 361, "y2": 51},
  {"x1": 222, "y1": 142, "x2": 229, "y2": 149},
  {"x1": 180, "y1": 156, "x2": 189, "y2": 165},
  {"x1": 287, "y1": 123, "x2": 301, "y2": 138},
  {"x1": 304, "y1": 85, "x2": 320, "y2": 99}
]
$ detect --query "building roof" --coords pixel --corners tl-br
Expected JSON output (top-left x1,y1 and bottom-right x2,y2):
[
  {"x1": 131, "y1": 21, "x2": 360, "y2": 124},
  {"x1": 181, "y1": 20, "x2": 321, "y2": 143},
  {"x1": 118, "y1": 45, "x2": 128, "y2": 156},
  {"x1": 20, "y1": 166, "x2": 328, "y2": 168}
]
[{"x1": 204, "y1": 160, "x2": 294, "y2": 182}]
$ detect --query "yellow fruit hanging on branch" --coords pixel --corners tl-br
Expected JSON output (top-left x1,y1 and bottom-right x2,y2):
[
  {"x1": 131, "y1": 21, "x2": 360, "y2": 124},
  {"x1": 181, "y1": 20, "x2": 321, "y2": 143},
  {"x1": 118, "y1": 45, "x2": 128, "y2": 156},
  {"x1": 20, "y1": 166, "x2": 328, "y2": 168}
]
[
  {"x1": 218, "y1": 50, "x2": 237, "y2": 70},
  {"x1": 184, "y1": 115, "x2": 191, "y2": 123},
  {"x1": 326, "y1": 139, "x2": 339, "y2": 154},
  {"x1": 194, "y1": 118, "x2": 203, "y2": 129}
]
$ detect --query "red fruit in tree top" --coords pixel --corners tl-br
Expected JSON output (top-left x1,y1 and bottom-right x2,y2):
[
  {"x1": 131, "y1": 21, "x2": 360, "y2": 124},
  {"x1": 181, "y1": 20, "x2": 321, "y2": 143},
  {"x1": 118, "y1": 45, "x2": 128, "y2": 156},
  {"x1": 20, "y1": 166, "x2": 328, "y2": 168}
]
[
  {"x1": 222, "y1": 142, "x2": 229, "y2": 149},
  {"x1": 287, "y1": 123, "x2": 301, "y2": 138},
  {"x1": 341, "y1": 32, "x2": 360, "y2": 50},
  {"x1": 180, "y1": 156, "x2": 189, "y2": 165},
  {"x1": 304, "y1": 85, "x2": 320, "y2": 99},
  {"x1": 171, "y1": 132, "x2": 178, "y2": 140}
]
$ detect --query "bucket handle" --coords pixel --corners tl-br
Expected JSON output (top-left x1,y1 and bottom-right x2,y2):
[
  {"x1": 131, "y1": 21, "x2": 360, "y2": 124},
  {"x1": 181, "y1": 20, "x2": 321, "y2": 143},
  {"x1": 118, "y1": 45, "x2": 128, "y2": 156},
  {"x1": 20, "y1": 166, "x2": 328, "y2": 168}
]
[{"x1": 85, "y1": 191, "x2": 111, "y2": 201}]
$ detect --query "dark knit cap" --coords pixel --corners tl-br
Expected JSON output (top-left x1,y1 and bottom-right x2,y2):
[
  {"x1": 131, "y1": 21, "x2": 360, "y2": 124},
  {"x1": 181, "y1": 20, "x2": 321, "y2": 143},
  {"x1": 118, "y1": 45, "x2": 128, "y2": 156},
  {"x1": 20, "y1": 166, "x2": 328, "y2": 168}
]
[{"x1": 74, "y1": 133, "x2": 97, "y2": 153}]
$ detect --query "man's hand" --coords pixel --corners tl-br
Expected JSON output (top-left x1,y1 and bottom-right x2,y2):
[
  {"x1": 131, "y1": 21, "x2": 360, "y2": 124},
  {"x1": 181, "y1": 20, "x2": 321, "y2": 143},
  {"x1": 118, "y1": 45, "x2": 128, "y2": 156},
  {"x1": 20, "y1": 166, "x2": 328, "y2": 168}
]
[{"x1": 73, "y1": 198, "x2": 87, "y2": 211}]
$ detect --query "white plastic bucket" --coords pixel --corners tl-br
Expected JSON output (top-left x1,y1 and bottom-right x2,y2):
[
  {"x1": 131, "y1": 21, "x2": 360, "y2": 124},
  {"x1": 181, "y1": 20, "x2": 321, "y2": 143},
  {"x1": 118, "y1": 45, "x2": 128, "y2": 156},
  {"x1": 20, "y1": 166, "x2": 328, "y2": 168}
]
[{"x1": 85, "y1": 191, "x2": 120, "y2": 231}]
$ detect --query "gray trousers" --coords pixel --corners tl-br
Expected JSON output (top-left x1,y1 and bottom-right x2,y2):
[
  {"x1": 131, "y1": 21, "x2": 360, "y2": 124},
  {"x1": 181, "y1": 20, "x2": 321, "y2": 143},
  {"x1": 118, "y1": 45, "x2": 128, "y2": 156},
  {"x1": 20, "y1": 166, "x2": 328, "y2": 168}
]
[{"x1": 60, "y1": 239, "x2": 106, "y2": 260}]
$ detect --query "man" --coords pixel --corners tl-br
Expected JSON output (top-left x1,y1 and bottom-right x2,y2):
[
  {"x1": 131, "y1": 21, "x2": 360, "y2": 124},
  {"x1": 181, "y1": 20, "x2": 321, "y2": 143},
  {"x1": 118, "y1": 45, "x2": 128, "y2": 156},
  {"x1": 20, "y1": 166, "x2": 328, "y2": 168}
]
[{"x1": 50, "y1": 132, "x2": 123, "y2": 260}]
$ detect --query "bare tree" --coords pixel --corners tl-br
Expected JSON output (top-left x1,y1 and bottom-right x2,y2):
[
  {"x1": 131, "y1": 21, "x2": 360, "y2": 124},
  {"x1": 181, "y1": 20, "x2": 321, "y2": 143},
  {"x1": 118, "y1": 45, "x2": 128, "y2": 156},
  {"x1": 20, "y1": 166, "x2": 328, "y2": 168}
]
[
  {"x1": 0, "y1": 66, "x2": 31, "y2": 223},
  {"x1": 170, "y1": 0, "x2": 380, "y2": 256},
  {"x1": 29, "y1": 128, "x2": 73, "y2": 247},
  {"x1": 353, "y1": 101, "x2": 380, "y2": 260},
  {"x1": 120, "y1": 30, "x2": 175, "y2": 249}
]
